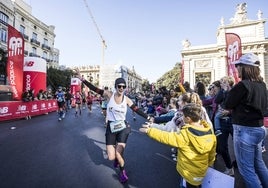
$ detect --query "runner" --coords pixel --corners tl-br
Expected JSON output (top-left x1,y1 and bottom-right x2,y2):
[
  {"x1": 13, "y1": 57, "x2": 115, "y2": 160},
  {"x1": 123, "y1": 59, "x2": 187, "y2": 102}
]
[
  {"x1": 86, "y1": 91, "x2": 94, "y2": 113},
  {"x1": 55, "y1": 86, "x2": 66, "y2": 121},
  {"x1": 74, "y1": 91, "x2": 82, "y2": 117}
]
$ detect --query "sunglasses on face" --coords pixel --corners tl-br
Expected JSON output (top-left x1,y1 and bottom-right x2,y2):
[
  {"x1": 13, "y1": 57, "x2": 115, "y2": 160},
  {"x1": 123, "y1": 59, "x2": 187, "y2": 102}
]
[{"x1": 117, "y1": 85, "x2": 126, "y2": 89}]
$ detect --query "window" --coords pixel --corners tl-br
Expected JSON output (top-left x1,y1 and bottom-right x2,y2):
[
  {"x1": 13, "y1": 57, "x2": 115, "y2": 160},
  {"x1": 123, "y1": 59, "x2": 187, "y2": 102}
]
[
  {"x1": 43, "y1": 51, "x2": 47, "y2": 59},
  {"x1": 20, "y1": 25, "x2": 25, "y2": 34},
  {"x1": 43, "y1": 38, "x2": 48, "y2": 45},
  {"x1": 0, "y1": 28, "x2": 7, "y2": 43},
  {"x1": 32, "y1": 32, "x2": 37, "y2": 40},
  {"x1": 32, "y1": 47, "x2": 37, "y2": 54},
  {"x1": 0, "y1": 12, "x2": 8, "y2": 24}
]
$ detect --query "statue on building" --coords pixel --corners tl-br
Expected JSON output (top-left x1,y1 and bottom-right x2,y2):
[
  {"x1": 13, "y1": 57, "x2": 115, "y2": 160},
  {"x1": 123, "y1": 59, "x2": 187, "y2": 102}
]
[
  {"x1": 257, "y1": 10, "x2": 263, "y2": 20},
  {"x1": 230, "y1": 3, "x2": 248, "y2": 24},
  {"x1": 220, "y1": 17, "x2": 225, "y2": 26},
  {"x1": 182, "y1": 39, "x2": 191, "y2": 49}
]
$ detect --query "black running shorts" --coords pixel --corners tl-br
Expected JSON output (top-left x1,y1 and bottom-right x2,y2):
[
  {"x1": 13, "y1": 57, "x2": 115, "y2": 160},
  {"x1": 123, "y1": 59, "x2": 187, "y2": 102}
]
[{"x1": 105, "y1": 121, "x2": 131, "y2": 145}]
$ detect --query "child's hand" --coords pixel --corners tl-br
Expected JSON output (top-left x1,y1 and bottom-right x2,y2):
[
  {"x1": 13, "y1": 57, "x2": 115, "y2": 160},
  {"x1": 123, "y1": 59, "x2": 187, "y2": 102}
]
[
  {"x1": 142, "y1": 122, "x2": 151, "y2": 128},
  {"x1": 139, "y1": 127, "x2": 149, "y2": 133}
]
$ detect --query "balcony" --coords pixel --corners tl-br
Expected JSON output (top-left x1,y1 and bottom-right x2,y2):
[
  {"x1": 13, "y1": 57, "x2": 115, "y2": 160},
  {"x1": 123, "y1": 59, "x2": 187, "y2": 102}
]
[
  {"x1": 30, "y1": 38, "x2": 40, "y2": 46},
  {"x1": 41, "y1": 44, "x2": 51, "y2": 51},
  {"x1": 41, "y1": 57, "x2": 50, "y2": 62},
  {"x1": 23, "y1": 34, "x2": 29, "y2": 41},
  {"x1": 29, "y1": 52, "x2": 40, "y2": 58}
]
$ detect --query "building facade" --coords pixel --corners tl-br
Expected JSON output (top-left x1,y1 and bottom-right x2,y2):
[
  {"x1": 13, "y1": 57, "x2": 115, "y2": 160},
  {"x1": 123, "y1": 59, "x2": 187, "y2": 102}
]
[
  {"x1": 181, "y1": 3, "x2": 268, "y2": 88},
  {"x1": 0, "y1": 0, "x2": 59, "y2": 84}
]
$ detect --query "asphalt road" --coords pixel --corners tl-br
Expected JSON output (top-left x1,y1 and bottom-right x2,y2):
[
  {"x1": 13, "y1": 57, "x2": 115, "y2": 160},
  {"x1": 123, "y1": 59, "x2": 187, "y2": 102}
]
[{"x1": 0, "y1": 102, "x2": 267, "y2": 188}]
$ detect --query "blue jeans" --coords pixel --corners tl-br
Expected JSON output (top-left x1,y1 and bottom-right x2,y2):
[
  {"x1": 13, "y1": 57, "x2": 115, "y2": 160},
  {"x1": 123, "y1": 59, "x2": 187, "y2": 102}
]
[
  {"x1": 214, "y1": 111, "x2": 224, "y2": 131},
  {"x1": 233, "y1": 124, "x2": 268, "y2": 188}
]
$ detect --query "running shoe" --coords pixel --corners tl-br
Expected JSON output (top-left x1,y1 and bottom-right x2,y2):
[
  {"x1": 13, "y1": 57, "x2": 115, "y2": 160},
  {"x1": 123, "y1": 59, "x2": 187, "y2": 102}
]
[
  {"x1": 62, "y1": 113, "x2": 65, "y2": 119},
  {"x1": 58, "y1": 117, "x2": 62, "y2": 121},
  {"x1": 119, "y1": 170, "x2": 128, "y2": 183}
]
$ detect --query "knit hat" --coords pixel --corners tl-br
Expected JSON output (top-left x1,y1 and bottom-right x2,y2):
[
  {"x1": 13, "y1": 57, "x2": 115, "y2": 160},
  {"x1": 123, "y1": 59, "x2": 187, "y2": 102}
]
[
  {"x1": 233, "y1": 53, "x2": 260, "y2": 67},
  {"x1": 114, "y1": 78, "x2": 126, "y2": 88}
]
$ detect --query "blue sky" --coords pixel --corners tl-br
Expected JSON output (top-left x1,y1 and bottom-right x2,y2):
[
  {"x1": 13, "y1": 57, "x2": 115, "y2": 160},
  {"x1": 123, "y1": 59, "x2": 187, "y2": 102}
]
[{"x1": 24, "y1": 0, "x2": 268, "y2": 83}]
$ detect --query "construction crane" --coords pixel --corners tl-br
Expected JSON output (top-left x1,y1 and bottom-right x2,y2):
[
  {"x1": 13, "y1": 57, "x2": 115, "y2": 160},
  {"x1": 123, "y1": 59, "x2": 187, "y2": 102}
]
[{"x1": 83, "y1": 0, "x2": 107, "y2": 64}]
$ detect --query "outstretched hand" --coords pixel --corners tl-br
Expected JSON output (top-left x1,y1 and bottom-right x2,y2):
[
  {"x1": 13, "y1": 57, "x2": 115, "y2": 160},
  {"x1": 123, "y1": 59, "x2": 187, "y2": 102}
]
[{"x1": 139, "y1": 127, "x2": 149, "y2": 133}]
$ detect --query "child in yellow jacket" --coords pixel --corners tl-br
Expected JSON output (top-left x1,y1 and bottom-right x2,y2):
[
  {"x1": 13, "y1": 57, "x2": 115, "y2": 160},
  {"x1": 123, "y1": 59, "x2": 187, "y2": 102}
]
[{"x1": 140, "y1": 103, "x2": 217, "y2": 188}]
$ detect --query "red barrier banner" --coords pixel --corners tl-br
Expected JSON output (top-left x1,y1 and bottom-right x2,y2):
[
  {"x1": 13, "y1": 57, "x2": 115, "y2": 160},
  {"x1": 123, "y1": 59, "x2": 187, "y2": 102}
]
[{"x1": 0, "y1": 100, "x2": 58, "y2": 122}]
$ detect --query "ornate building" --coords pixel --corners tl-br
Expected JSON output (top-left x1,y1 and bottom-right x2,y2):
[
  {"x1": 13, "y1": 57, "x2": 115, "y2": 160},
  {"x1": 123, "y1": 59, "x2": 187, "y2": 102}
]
[
  {"x1": 0, "y1": 0, "x2": 59, "y2": 72},
  {"x1": 181, "y1": 3, "x2": 268, "y2": 87}
]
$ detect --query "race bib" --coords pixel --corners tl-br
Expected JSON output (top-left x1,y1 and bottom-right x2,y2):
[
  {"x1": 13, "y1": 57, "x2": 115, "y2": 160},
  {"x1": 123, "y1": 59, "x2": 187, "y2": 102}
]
[
  {"x1": 57, "y1": 97, "x2": 63, "y2": 102},
  {"x1": 110, "y1": 120, "x2": 126, "y2": 133}
]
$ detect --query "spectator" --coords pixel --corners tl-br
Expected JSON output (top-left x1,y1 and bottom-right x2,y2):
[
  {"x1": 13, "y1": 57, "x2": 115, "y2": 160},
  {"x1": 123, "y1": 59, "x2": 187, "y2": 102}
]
[
  {"x1": 194, "y1": 81, "x2": 207, "y2": 100},
  {"x1": 214, "y1": 76, "x2": 235, "y2": 136},
  {"x1": 37, "y1": 89, "x2": 44, "y2": 100},
  {"x1": 225, "y1": 53, "x2": 268, "y2": 188},
  {"x1": 140, "y1": 103, "x2": 216, "y2": 188},
  {"x1": 183, "y1": 81, "x2": 194, "y2": 93}
]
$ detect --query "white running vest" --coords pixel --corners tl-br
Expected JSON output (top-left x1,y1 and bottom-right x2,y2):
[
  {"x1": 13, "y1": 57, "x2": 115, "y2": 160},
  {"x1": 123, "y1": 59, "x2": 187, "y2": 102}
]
[{"x1": 106, "y1": 93, "x2": 127, "y2": 121}]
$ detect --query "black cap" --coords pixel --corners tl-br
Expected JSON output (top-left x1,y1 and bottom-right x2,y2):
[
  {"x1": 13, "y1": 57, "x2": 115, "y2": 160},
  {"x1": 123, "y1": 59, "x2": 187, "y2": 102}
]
[{"x1": 115, "y1": 78, "x2": 126, "y2": 88}]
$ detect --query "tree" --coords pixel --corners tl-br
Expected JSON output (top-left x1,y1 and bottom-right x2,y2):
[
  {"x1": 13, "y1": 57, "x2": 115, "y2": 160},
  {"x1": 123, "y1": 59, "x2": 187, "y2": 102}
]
[
  {"x1": 141, "y1": 79, "x2": 151, "y2": 93},
  {"x1": 47, "y1": 67, "x2": 74, "y2": 92},
  {"x1": 156, "y1": 62, "x2": 182, "y2": 90}
]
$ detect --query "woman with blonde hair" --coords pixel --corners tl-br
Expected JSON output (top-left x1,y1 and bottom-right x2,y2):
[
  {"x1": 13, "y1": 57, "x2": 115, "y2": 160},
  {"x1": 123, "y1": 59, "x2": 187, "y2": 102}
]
[{"x1": 143, "y1": 92, "x2": 212, "y2": 133}]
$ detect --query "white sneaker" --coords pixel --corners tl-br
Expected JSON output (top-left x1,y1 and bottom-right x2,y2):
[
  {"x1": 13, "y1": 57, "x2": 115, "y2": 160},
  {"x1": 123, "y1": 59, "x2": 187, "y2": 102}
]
[
  {"x1": 58, "y1": 117, "x2": 62, "y2": 121},
  {"x1": 223, "y1": 167, "x2": 234, "y2": 176},
  {"x1": 62, "y1": 113, "x2": 65, "y2": 119}
]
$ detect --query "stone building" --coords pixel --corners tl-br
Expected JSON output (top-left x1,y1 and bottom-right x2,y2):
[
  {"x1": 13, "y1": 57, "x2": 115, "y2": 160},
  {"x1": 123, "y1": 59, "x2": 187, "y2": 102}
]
[
  {"x1": 181, "y1": 3, "x2": 268, "y2": 88},
  {"x1": 0, "y1": 0, "x2": 59, "y2": 72}
]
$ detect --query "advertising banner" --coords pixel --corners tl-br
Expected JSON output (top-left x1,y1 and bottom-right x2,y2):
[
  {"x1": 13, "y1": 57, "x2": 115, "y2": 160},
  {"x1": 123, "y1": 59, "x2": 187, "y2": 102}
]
[
  {"x1": 225, "y1": 33, "x2": 242, "y2": 83},
  {"x1": 23, "y1": 57, "x2": 47, "y2": 95},
  {"x1": 7, "y1": 25, "x2": 24, "y2": 100},
  {"x1": 70, "y1": 78, "x2": 81, "y2": 107}
]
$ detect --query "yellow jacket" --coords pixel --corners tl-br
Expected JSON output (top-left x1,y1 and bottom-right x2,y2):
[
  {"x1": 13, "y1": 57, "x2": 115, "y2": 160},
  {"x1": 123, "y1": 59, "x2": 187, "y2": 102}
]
[{"x1": 147, "y1": 120, "x2": 216, "y2": 186}]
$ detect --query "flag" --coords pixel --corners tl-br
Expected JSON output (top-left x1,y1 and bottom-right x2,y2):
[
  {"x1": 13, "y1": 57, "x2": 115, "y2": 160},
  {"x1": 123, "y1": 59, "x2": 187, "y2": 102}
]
[
  {"x1": 225, "y1": 33, "x2": 242, "y2": 83},
  {"x1": 7, "y1": 24, "x2": 24, "y2": 100}
]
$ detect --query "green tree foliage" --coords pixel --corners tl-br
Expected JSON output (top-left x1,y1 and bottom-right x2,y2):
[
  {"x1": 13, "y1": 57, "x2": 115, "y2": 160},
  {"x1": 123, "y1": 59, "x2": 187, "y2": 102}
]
[
  {"x1": 156, "y1": 62, "x2": 182, "y2": 90},
  {"x1": 47, "y1": 67, "x2": 74, "y2": 91},
  {"x1": 141, "y1": 79, "x2": 151, "y2": 93}
]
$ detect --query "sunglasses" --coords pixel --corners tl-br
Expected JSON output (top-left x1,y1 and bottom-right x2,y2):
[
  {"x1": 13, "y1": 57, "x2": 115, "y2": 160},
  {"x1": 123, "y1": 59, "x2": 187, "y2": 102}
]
[
  {"x1": 117, "y1": 85, "x2": 126, "y2": 89},
  {"x1": 208, "y1": 86, "x2": 214, "y2": 91}
]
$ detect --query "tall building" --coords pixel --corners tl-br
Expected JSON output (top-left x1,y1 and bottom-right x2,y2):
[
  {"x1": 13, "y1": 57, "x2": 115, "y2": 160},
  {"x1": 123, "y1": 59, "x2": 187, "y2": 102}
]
[
  {"x1": 181, "y1": 3, "x2": 268, "y2": 87},
  {"x1": 0, "y1": 0, "x2": 59, "y2": 84}
]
